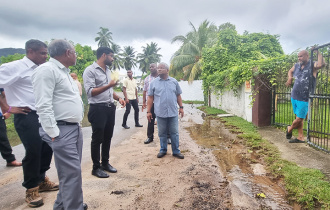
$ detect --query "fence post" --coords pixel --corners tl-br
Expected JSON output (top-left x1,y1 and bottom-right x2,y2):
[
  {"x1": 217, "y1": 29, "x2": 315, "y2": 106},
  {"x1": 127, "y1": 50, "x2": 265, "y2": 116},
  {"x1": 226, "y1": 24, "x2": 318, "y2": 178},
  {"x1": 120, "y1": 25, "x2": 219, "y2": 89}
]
[{"x1": 252, "y1": 75, "x2": 272, "y2": 127}]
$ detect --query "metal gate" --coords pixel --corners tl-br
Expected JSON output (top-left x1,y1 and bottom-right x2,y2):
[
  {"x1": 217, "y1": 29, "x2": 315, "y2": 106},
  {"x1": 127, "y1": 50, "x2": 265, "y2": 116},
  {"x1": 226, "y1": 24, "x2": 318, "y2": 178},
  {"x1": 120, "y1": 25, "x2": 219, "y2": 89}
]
[
  {"x1": 308, "y1": 44, "x2": 330, "y2": 153},
  {"x1": 272, "y1": 43, "x2": 330, "y2": 153}
]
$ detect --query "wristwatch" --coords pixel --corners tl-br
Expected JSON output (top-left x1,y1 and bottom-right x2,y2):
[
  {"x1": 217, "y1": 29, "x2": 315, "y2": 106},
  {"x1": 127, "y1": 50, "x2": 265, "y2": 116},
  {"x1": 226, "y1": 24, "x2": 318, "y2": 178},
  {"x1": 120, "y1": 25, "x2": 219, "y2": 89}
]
[{"x1": 179, "y1": 106, "x2": 183, "y2": 109}]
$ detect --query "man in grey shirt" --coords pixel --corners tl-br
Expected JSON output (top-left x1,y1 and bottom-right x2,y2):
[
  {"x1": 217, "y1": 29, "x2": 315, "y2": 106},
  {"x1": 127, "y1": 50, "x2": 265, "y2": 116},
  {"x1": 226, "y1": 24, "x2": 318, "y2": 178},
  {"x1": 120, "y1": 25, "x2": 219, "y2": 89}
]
[
  {"x1": 83, "y1": 47, "x2": 125, "y2": 178},
  {"x1": 147, "y1": 62, "x2": 185, "y2": 159},
  {"x1": 32, "y1": 39, "x2": 87, "y2": 210}
]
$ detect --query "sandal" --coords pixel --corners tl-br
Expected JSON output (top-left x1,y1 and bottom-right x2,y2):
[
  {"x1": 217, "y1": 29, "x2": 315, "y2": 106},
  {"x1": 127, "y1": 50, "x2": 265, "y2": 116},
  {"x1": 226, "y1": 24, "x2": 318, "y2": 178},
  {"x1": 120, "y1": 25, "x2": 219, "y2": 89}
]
[
  {"x1": 286, "y1": 126, "x2": 292, "y2": 139},
  {"x1": 289, "y1": 138, "x2": 305, "y2": 143}
]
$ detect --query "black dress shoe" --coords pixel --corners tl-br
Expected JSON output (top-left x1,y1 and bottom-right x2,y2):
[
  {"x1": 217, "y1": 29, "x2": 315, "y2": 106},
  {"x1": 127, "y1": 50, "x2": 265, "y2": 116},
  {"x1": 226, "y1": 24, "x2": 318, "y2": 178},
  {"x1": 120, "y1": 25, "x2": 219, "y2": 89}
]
[
  {"x1": 135, "y1": 124, "x2": 143, "y2": 127},
  {"x1": 101, "y1": 163, "x2": 117, "y2": 173},
  {"x1": 157, "y1": 152, "x2": 166, "y2": 158},
  {"x1": 122, "y1": 125, "x2": 130, "y2": 129},
  {"x1": 83, "y1": 203, "x2": 88, "y2": 210},
  {"x1": 92, "y1": 168, "x2": 109, "y2": 178},
  {"x1": 144, "y1": 138, "x2": 153, "y2": 144},
  {"x1": 173, "y1": 153, "x2": 184, "y2": 159}
]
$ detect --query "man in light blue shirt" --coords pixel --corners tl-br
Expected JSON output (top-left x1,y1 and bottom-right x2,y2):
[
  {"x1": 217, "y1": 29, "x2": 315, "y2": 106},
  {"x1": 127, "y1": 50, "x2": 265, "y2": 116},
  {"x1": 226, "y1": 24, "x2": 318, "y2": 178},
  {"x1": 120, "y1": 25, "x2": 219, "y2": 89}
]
[{"x1": 147, "y1": 62, "x2": 184, "y2": 159}]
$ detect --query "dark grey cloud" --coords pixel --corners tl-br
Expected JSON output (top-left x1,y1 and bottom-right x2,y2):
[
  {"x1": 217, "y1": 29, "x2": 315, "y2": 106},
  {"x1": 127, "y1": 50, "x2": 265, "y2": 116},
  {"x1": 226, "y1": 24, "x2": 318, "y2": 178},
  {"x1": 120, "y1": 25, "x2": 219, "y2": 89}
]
[{"x1": 0, "y1": 0, "x2": 329, "y2": 56}]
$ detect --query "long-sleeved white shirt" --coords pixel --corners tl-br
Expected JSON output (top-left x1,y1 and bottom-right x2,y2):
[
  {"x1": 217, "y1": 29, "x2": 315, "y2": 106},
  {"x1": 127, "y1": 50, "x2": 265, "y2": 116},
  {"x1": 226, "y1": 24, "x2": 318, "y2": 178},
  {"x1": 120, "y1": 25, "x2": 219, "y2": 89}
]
[
  {"x1": 32, "y1": 58, "x2": 83, "y2": 138},
  {"x1": 0, "y1": 56, "x2": 37, "y2": 110}
]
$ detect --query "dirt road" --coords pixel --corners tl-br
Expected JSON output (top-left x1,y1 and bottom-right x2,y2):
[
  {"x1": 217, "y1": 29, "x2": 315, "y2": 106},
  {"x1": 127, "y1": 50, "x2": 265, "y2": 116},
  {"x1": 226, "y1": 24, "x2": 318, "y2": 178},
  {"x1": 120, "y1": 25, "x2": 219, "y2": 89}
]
[{"x1": 0, "y1": 104, "x2": 328, "y2": 209}]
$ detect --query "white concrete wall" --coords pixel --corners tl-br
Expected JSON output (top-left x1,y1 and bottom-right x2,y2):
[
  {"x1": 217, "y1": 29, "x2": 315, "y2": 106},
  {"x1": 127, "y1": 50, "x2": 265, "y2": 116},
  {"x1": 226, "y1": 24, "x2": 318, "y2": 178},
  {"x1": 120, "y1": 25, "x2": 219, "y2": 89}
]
[
  {"x1": 179, "y1": 80, "x2": 204, "y2": 101},
  {"x1": 210, "y1": 84, "x2": 253, "y2": 122}
]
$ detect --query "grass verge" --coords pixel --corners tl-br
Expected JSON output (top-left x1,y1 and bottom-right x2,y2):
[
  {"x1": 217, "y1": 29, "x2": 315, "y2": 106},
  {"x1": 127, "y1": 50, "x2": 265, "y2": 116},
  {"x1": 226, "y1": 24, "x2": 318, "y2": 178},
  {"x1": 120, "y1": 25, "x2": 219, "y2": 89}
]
[
  {"x1": 182, "y1": 100, "x2": 205, "y2": 105},
  {"x1": 198, "y1": 105, "x2": 330, "y2": 209}
]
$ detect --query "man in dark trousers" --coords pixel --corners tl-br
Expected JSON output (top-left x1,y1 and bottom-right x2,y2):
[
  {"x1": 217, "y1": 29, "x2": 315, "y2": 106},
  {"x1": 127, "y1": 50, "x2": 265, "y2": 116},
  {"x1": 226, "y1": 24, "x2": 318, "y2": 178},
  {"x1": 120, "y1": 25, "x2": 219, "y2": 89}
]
[
  {"x1": 122, "y1": 69, "x2": 143, "y2": 129},
  {"x1": 142, "y1": 63, "x2": 158, "y2": 144},
  {"x1": 0, "y1": 89, "x2": 22, "y2": 167},
  {"x1": 83, "y1": 47, "x2": 126, "y2": 178},
  {"x1": 0, "y1": 39, "x2": 58, "y2": 208}
]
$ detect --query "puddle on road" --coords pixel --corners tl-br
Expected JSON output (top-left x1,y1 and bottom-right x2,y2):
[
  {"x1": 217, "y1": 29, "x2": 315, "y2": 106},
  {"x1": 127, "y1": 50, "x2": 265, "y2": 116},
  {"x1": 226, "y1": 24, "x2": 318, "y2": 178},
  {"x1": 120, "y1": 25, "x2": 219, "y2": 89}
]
[{"x1": 186, "y1": 116, "x2": 292, "y2": 209}]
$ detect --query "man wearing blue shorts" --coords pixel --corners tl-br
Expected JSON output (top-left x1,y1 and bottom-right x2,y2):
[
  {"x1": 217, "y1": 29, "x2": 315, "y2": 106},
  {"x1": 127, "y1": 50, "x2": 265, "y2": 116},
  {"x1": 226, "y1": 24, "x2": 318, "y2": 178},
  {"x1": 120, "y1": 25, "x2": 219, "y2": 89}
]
[{"x1": 285, "y1": 49, "x2": 324, "y2": 143}]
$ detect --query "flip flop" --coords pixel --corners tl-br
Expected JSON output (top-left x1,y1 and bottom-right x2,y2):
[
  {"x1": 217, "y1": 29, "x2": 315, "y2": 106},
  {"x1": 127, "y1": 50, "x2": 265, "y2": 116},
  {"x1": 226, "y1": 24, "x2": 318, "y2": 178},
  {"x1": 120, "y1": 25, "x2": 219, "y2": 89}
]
[
  {"x1": 289, "y1": 138, "x2": 305, "y2": 143},
  {"x1": 286, "y1": 127, "x2": 292, "y2": 139}
]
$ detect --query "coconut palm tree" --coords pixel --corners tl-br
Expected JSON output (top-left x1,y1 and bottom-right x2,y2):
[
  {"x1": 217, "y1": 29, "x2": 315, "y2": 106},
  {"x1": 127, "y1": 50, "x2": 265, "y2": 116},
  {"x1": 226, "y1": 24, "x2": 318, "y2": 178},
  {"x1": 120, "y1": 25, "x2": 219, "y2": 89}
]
[
  {"x1": 170, "y1": 20, "x2": 218, "y2": 82},
  {"x1": 121, "y1": 46, "x2": 137, "y2": 70},
  {"x1": 109, "y1": 43, "x2": 124, "y2": 70},
  {"x1": 95, "y1": 27, "x2": 113, "y2": 48},
  {"x1": 137, "y1": 42, "x2": 162, "y2": 76}
]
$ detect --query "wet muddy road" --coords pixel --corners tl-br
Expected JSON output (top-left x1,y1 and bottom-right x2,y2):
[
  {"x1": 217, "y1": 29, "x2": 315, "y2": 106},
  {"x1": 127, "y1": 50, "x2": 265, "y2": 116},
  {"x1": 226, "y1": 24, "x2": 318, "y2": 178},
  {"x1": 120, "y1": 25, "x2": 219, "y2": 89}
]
[{"x1": 184, "y1": 105, "x2": 292, "y2": 209}]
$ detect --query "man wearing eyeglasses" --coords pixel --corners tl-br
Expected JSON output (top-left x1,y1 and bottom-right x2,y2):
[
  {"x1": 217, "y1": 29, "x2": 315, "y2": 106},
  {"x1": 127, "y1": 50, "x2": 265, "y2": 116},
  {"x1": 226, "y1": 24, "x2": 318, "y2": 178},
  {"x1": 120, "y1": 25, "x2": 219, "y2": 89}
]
[
  {"x1": 83, "y1": 47, "x2": 126, "y2": 179},
  {"x1": 32, "y1": 39, "x2": 87, "y2": 210},
  {"x1": 0, "y1": 39, "x2": 58, "y2": 208}
]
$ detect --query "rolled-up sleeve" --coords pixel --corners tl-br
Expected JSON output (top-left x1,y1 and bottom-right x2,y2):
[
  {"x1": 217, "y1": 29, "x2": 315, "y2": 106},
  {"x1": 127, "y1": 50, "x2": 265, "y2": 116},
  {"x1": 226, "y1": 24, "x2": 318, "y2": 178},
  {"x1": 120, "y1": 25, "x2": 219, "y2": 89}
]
[
  {"x1": 82, "y1": 67, "x2": 95, "y2": 98},
  {"x1": 32, "y1": 66, "x2": 59, "y2": 137}
]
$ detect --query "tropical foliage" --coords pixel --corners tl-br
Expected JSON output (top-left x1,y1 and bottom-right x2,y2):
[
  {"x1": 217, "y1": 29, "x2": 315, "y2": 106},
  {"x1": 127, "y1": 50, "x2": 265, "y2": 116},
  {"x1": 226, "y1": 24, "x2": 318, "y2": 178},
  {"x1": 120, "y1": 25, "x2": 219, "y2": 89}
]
[
  {"x1": 121, "y1": 46, "x2": 137, "y2": 70},
  {"x1": 95, "y1": 27, "x2": 113, "y2": 48},
  {"x1": 0, "y1": 53, "x2": 25, "y2": 64},
  {"x1": 110, "y1": 43, "x2": 124, "y2": 70},
  {"x1": 137, "y1": 42, "x2": 162, "y2": 76},
  {"x1": 170, "y1": 20, "x2": 218, "y2": 81},
  {"x1": 70, "y1": 43, "x2": 96, "y2": 76},
  {"x1": 202, "y1": 23, "x2": 287, "y2": 94}
]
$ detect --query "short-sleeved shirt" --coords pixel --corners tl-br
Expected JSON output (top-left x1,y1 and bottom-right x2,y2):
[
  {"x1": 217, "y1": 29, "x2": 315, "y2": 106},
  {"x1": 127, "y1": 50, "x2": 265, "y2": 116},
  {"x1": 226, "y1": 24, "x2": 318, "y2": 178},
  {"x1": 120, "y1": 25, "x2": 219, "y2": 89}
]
[
  {"x1": 143, "y1": 74, "x2": 157, "y2": 92},
  {"x1": 291, "y1": 60, "x2": 316, "y2": 102},
  {"x1": 83, "y1": 62, "x2": 114, "y2": 104},
  {"x1": 123, "y1": 77, "x2": 137, "y2": 100},
  {"x1": 148, "y1": 76, "x2": 182, "y2": 118}
]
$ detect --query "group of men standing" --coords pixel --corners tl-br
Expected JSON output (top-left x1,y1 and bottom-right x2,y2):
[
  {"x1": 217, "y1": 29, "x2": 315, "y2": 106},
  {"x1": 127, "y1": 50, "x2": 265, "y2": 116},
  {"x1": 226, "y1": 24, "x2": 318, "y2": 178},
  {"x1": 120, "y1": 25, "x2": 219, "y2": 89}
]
[{"x1": 0, "y1": 39, "x2": 186, "y2": 209}]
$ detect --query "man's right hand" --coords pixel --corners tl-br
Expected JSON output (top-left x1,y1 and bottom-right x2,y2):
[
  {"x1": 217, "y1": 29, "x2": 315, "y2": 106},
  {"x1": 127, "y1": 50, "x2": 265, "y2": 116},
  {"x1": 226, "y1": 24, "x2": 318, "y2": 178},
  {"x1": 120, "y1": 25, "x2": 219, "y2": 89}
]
[
  {"x1": 285, "y1": 78, "x2": 292, "y2": 87},
  {"x1": 147, "y1": 112, "x2": 153, "y2": 122},
  {"x1": 9, "y1": 107, "x2": 31, "y2": 115},
  {"x1": 109, "y1": 80, "x2": 118, "y2": 87},
  {"x1": 142, "y1": 102, "x2": 147, "y2": 111}
]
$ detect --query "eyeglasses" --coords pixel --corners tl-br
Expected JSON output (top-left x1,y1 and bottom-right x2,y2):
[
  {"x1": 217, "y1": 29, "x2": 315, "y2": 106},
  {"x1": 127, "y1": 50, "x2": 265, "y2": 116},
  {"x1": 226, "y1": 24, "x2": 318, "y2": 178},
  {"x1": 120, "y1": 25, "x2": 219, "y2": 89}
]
[{"x1": 70, "y1": 50, "x2": 78, "y2": 56}]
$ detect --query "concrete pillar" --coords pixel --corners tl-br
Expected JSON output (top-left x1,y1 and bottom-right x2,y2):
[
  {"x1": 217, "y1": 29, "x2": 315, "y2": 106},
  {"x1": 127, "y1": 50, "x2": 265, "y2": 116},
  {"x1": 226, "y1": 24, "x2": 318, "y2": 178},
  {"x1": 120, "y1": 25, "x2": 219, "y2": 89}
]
[{"x1": 252, "y1": 75, "x2": 272, "y2": 127}]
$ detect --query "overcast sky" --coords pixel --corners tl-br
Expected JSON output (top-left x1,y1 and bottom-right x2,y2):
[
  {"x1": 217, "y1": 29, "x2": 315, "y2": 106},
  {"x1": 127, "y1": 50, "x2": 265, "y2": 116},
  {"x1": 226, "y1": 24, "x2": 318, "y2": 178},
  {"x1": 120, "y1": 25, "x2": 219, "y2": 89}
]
[{"x1": 1, "y1": 0, "x2": 329, "y2": 75}]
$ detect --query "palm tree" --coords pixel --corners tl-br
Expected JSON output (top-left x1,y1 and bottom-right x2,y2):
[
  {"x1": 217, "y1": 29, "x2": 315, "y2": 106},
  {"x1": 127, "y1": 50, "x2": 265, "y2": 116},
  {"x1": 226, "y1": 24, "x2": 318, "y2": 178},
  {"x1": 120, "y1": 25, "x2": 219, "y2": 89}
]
[
  {"x1": 121, "y1": 46, "x2": 137, "y2": 70},
  {"x1": 95, "y1": 27, "x2": 113, "y2": 48},
  {"x1": 137, "y1": 42, "x2": 162, "y2": 75},
  {"x1": 109, "y1": 43, "x2": 124, "y2": 70},
  {"x1": 170, "y1": 20, "x2": 218, "y2": 82}
]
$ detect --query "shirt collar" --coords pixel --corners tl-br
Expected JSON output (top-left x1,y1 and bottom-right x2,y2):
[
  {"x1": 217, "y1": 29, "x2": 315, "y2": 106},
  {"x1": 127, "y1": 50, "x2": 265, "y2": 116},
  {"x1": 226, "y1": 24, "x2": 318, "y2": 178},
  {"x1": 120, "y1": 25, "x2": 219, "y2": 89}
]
[
  {"x1": 92, "y1": 62, "x2": 109, "y2": 72},
  {"x1": 49, "y1": 57, "x2": 70, "y2": 72},
  {"x1": 22, "y1": 56, "x2": 38, "y2": 69}
]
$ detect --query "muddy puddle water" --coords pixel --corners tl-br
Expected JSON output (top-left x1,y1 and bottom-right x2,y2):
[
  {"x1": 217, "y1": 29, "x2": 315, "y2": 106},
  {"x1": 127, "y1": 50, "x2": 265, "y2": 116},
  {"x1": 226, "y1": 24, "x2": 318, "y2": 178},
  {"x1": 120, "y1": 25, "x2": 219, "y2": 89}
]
[{"x1": 183, "y1": 107, "x2": 292, "y2": 209}]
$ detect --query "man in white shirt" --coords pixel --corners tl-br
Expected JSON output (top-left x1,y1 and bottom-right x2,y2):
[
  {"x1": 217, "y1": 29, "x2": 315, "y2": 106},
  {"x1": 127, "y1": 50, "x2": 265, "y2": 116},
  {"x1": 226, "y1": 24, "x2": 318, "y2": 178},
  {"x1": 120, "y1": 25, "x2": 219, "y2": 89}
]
[
  {"x1": 32, "y1": 39, "x2": 87, "y2": 210},
  {"x1": 0, "y1": 39, "x2": 58, "y2": 208}
]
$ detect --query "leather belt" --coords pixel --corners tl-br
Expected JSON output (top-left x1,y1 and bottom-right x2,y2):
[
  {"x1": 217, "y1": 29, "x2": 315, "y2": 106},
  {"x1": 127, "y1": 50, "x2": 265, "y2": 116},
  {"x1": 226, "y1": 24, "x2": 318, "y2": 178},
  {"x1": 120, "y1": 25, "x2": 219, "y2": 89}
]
[
  {"x1": 90, "y1": 102, "x2": 115, "y2": 107},
  {"x1": 56, "y1": 121, "x2": 79, "y2": 126},
  {"x1": 39, "y1": 121, "x2": 78, "y2": 127}
]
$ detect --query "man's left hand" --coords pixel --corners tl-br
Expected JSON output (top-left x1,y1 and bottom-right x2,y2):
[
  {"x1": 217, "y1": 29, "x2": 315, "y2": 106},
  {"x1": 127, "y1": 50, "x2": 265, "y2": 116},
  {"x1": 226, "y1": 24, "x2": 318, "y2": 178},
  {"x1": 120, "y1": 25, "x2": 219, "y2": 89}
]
[
  {"x1": 119, "y1": 98, "x2": 126, "y2": 108},
  {"x1": 179, "y1": 108, "x2": 184, "y2": 118}
]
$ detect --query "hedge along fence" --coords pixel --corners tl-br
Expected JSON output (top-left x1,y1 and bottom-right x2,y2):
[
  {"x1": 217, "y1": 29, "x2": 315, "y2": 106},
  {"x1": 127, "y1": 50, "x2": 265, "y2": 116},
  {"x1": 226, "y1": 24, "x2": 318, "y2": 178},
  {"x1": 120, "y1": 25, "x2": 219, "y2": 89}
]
[{"x1": 202, "y1": 53, "x2": 298, "y2": 97}]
